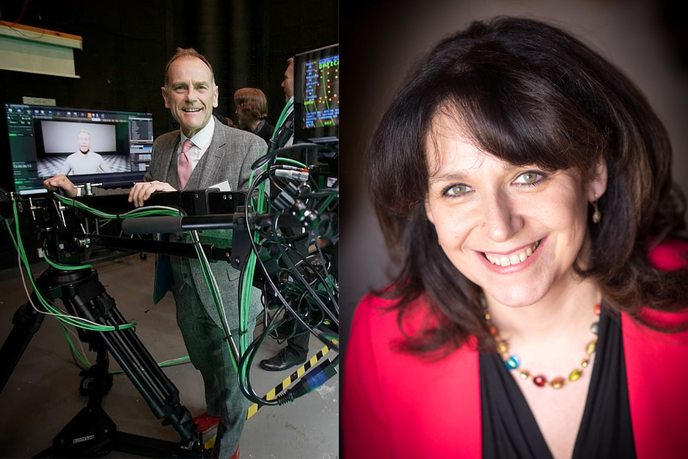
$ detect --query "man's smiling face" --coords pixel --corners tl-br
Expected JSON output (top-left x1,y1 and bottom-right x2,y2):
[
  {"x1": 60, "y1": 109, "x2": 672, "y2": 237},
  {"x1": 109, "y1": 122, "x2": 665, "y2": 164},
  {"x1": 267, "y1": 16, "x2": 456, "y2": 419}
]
[{"x1": 162, "y1": 56, "x2": 218, "y2": 138}]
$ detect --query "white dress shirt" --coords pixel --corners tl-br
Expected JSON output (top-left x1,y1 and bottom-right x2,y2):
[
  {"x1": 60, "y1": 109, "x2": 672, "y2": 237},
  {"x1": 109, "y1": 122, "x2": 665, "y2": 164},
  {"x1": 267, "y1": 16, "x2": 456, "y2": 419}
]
[{"x1": 179, "y1": 116, "x2": 216, "y2": 171}]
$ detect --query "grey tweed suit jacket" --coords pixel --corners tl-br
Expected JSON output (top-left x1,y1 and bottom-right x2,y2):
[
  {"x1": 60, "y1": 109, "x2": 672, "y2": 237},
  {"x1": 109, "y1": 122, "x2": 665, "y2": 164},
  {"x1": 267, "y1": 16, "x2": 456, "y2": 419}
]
[{"x1": 148, "y1": 117, "x2": 267, "y2": 331}]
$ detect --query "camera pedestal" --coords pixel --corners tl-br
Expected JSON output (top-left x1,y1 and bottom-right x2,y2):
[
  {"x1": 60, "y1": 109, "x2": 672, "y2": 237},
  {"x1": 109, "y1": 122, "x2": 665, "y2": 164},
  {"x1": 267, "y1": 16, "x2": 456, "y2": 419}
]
[{"x1": 0, "y1": 266, "x2": 206, "y2": 458}]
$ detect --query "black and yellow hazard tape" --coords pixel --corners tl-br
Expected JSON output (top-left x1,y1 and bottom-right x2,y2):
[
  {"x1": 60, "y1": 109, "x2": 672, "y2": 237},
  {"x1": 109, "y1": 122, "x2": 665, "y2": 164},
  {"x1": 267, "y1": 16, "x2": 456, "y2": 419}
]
[
  {"x1": 204, "y1": 342, "x2": 337, "y2": 450},
  {"x1": 246, "y1": 342, "x2": 334, "y2": 419}
]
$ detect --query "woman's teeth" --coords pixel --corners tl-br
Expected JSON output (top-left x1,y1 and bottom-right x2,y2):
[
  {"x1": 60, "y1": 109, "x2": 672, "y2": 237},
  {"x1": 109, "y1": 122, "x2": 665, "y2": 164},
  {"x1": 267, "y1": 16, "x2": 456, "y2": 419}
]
[{"x1": 484, "y1": 240, "x2": 540, "y2": 266}]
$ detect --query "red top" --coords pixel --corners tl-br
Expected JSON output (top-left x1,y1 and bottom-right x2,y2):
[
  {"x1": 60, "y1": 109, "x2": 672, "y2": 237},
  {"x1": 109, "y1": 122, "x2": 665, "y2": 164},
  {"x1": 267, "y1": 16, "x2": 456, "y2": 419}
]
[{"x1": 342, "y1": 239, "x2": 688, "y2": 458}]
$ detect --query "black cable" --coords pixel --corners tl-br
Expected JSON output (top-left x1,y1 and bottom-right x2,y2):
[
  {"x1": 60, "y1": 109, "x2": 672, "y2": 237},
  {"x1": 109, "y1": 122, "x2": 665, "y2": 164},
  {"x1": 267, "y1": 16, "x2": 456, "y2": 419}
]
[
  {"x1": 236, "y1": 168, "x2": 272, "y2": 318},
  {"x1": 238, "y1": 305, "x2": 286, "y2": 405},
  {"x1": 243, "y1": 183, "x2": 337, "y2": 352},
  {"x1": 284, "y1": 243, "x2": 339, "y2": 316},
  {"x1": 236, "y1": 155, "x2": 339, "y2": 405},
  {"x1": 251, "y1": 143, "x2": 337, "y2": 171},
  {"x1": 300, "y1": 189, "x2": 340, "y2": 199},
  {"x1": 241, "y1": 173, "x2": 314, "y2": 331},
  {"x1": 271, "y1": 215, "x2": 339, "y2": 327}
]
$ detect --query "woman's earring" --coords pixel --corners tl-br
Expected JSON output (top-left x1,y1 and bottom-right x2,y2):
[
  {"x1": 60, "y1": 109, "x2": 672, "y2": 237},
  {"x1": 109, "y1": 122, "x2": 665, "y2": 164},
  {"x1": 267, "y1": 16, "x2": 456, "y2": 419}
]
[{"x1": 591, "y1": 195, "x2": 601, "y2": 223}]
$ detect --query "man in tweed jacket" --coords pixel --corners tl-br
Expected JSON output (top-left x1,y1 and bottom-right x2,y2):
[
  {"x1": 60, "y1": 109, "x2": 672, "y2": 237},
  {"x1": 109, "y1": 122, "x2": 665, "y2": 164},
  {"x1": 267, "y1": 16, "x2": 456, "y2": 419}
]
[{"x1": 46, "y1": 48, "x2": 265, "y2": 459}]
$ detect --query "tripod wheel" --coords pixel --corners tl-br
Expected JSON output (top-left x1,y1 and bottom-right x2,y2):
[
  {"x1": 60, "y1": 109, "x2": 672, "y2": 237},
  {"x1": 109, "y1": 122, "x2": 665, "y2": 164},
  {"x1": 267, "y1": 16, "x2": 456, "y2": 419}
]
[{"x1": 79, "y1": 370, "x2": 114, "y2": 396}]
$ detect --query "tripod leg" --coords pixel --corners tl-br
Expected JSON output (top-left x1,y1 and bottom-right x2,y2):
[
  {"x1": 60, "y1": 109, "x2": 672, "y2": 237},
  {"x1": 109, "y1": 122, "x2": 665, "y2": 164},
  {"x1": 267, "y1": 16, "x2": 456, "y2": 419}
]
[
  {"x1": 0, "y1": 296, "x2": 46, "y2": 395},
  {"x1": 3, "y1": 266, "x2": 204, "y2": 457},
  {"x1": 66, "y1": 274, "x2": 201, "y2": 447},
  {"x1": 51, "y1": 343, "x2": 118, "y2": 457},
  {"x1": 83, "y1": 343, "x2": 111, "y2": 407}
]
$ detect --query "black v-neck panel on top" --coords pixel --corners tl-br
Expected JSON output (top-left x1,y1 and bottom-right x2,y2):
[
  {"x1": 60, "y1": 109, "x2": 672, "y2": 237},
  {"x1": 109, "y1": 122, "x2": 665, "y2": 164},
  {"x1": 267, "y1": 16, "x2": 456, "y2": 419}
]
[{"x1": 480, "y1": 304, "x2": 636, "y2": 458}]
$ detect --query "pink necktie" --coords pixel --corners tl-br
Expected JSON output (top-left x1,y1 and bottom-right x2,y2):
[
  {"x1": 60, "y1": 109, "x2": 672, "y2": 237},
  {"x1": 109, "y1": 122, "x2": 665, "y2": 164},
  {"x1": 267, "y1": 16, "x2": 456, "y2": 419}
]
[{"x1": 178, "y1": 139, "x2": 194, "y2": 190}]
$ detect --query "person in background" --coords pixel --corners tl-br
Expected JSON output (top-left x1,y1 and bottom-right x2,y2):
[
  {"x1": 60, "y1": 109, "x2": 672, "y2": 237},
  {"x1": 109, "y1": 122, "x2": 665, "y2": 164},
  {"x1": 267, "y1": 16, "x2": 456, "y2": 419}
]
[
  {"x1": 233, "y1": 88, "x2": 273, "y2": 144},
  {"x1": 258, "y1": 56, "x2": 312, "y2": 373},
  {"x1": 46, "y1": 47, "x2": 266, "y2": 459},
  {"x1": 277, "y1": 57, "x2": 295, "y2": 145},
  {"x1": 343, "y1": 17, "x2": 688, "y2": 459},
  {"x1": 215, "y1": 112, "x2": 238, "y2": 128},
  {"x1": 60, "y1": 129, "x2": 110, "y2": 175},
  {"x1": 282, "y1": 58, "x2": 294, "y2": 104}
]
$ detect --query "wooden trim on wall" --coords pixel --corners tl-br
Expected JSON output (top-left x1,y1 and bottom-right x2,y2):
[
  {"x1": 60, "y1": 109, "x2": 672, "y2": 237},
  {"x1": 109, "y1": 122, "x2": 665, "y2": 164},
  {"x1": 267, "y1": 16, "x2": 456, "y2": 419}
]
[
  {"x1": 0, "y1": 20, "x2": 82, "y2": 49},
  {"x1": 0, "y1": 21, "x2": 82, "y2": 78}
]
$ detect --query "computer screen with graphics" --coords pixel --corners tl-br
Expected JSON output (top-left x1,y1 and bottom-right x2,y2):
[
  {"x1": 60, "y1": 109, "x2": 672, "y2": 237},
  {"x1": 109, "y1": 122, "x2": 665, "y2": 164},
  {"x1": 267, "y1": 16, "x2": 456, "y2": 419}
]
[
  {"x1": 5, "y1": 104, "x2": 153, "y2": 195},
  {"x1": 293, "y1": 44, "x2": 339, "y2": 144}
]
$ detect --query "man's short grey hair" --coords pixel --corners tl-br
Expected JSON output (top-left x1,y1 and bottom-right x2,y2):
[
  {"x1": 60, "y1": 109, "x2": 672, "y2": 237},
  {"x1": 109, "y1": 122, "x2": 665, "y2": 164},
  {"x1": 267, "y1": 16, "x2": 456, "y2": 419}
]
[{"x1": 164, "y1": 47, "x2": 216, "y2": 87}]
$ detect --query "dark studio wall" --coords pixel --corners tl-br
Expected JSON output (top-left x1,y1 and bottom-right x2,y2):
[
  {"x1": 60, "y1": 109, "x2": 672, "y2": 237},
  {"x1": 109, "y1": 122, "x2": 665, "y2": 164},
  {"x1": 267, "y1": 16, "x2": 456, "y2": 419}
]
[
  {"x1": 261, "y1": 1, "x2": 339, "y2": 132},
  {"x1": 0, "y1": 0, "x2": 178, "y2": 186},
  {"x1": 175, "y1": 0, "x2": 338, "y2": 128},
  {"x1": 0, "y1": 0, "x2": 338, "y2": 270}
]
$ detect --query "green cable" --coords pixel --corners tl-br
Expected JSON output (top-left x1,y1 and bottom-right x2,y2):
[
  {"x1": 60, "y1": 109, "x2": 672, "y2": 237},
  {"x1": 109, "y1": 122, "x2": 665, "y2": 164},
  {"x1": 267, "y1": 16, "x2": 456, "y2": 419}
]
[
  {"x1": 55, "y1": 193, "x2": 246, "y2": 373},
  {"x1": 236, "y1": 153, "x2": 317, "y2": 385},
  {"x1": 2, "y1": 217, "x2": 18, "y2": 251},
  {"x1": 55, "y1": 194, "x2": 182, "y2": 219},
  {"x1": 271, "y1": 98, "x2": 294, "y2": 140},
  {"x1": 189, "y1": 229, "x2": 239, "y2": 373},
  {"x1": 275, "y1": 157, "x2": 307, "y2": 169},
  {"x1": 10, "y1": 198, "x2": 137, "y2": 332},
  {"x1": 43, "y1": 246, "x2": 92, "y2": 271},
  {"x1": 317, "y1": 188, "x2": 339, "y2": 214},
  {"x1": 108, "y1": 356, "x2": 191, "y2": 375},
  {"x1": 60, "y1": 322, "x2": 191, "y2": 375},
  {"x1": 7, "y1": 197, "x2": 211, "y2": 376},
  {"x1": 236, "y1": 166, "x2": 267, "y2": 383},
  {"x1": 60, "y1": 324, "x2": 92, "y2": 368}
]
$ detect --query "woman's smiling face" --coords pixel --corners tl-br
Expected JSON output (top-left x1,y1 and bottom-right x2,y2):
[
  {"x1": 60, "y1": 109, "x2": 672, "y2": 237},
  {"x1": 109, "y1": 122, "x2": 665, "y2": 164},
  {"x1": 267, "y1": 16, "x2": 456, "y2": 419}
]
[{"x1": 424, "y1": 114, "x2": 606, "y2": 308}]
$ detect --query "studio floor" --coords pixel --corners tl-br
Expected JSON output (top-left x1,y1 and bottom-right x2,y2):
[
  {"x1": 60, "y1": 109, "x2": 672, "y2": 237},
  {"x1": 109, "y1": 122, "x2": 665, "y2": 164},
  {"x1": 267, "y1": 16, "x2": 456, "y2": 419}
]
[{"x1": 0, "y1": 254, "x2": 339, "y2": 458}]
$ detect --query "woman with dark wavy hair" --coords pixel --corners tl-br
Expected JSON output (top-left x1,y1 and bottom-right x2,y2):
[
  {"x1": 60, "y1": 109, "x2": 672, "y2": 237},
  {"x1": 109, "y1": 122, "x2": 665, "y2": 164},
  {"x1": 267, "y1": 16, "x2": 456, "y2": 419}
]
[{"x1": 343, "y1": 17, "x2": 688, "y2": 459}]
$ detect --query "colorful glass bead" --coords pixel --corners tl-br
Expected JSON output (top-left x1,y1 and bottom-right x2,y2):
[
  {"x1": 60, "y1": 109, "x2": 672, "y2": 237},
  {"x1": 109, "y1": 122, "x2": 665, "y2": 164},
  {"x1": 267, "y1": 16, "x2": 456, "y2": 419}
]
[
  {"x1": 505, "y1": 355, "x2": 520, "y2": 370},
  {"x1": 483, "y1": 294, "x2": 600, "y2": 390},
  {"x1": 551, "y1": 377, "x2": 566, "y2": 389},
  {"x1": 586, "y1": 340, "x2": 597, "y2": 355},
  {"x1": 569, "y1": 369, "x2": 582, "y2": 381}
]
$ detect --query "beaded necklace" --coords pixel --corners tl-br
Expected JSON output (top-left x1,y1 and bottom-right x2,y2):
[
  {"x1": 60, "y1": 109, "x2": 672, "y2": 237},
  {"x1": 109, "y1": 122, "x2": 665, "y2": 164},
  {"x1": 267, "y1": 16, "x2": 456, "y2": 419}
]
[{"x1": 481, "y1": 295, "x2": 601, "y2": 389}]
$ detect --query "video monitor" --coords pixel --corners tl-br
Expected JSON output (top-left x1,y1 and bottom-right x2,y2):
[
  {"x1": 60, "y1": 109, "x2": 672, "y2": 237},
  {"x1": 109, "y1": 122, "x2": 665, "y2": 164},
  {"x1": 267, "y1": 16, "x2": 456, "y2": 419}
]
[
  {"x1": 293, "y1": 44, "x2": 339, "y2": 144},
  {"x1": 5, "y1": 104, "x2": 154, "y2": 195}
]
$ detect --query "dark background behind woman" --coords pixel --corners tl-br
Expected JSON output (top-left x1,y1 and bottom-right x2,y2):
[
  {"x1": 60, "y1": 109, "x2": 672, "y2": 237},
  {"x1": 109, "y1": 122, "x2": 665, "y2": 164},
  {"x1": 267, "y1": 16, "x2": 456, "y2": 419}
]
[{"x1": 340, "y1": 0, "x2": 688, "y2": 357}]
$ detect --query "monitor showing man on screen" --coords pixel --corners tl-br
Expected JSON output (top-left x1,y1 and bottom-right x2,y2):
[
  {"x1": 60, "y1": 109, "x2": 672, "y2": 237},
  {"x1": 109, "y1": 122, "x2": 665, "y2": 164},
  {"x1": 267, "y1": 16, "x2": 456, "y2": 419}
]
[
  {"x1": 4, "y1": 104, "x2": 154, "y2": 194},
  {"x1": 60, "y1": 129, "x2": 111, "y2": 175}
]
